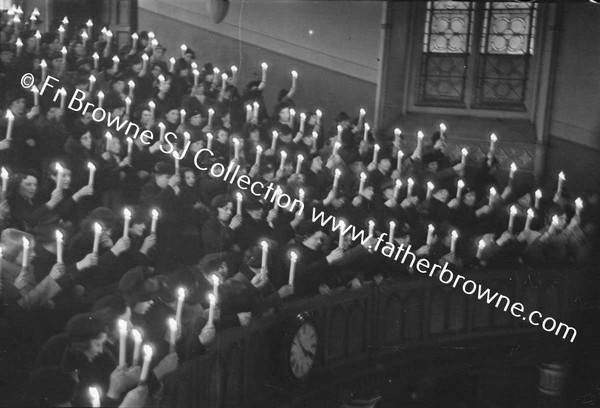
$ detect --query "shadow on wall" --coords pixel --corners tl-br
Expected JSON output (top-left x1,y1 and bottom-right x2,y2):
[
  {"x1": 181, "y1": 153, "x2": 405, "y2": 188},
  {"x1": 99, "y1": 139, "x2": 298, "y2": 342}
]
[{"x1": 545, "y1": 136, "x2": 600, "y2": 193}]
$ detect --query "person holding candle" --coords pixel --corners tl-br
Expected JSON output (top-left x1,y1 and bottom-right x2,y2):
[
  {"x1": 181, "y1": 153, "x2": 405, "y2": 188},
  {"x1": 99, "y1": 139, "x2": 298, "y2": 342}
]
[{"x1": 201, "y1": 194, "x2": 243, "y2": 255}]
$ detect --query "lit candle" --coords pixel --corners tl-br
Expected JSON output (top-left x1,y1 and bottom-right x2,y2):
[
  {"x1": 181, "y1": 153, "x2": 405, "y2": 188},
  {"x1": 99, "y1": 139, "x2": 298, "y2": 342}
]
[
  {"x1": 368, "y1": 220, "x2": 375, "y2": 237},
  {"x1": 461, "y1": 148, "x2": 468, "y2": 166},
  {"x1": 271, "y1": 131, "x2": 278, "y2": 151},
  {"x1": 508, "y1": 205, "x2": 517, "y2": 232},
  {"x1": 131, "y1": 32, "x2": 138, "y2": 48},
  {"x1": 112, "y1": 55, "x2": 119, "y2": 71},
  {"x1": 180, "y1": 109, "x2": 186, "y2": 124},
  {"x1": 525, "y1": 208, "x2": 534, "y2": 230},
  {"x1": 55, "y1": 163, "x2": 64, "y2": 190},
  {"x1": 255, "y1": 145, "x2": 262, "y2": 167},
  {"x1": 288, "y1": 251, "x2": 297, "y2": 286},
  {"x1": 150, "y1": 209, "x2": 159, "y2": 234},
  {"x1": 315, "y1": 109, "x2": 322, "y2": 126},
  {"x1": 338, "y1": 221, "x2": 345, "y2": 249},
  {"x1": 298, "y1": 188, "x2": 305, "y2": 203},
  {"x1": 509, "y1": 162, "x2": 517, "y2": 182},
  {"x1": 312, "y1": 131, "x2": 318, "y2": 150},
  {"x1": 359, "y1": 172, "x2": 367, "y2": 195},
  {"x1": 87, "y1": 162, "x2": 96, "y2": 188},
  {"x1": 396, "y1": 150, "x2": 404, "y2": 172},
  {"x1": 88, "y1": 74, "x2": 96, "y2": 93},
  {"x1": 122, "y1": 208, "x2": 131, "y2": 237},
  {"x1": 125, "y1": 97, "x2": 131, "y2": 116},
  {"x1": 104, "y1": 131, "x2": 112, "y2": 152},
  {"x1": 86, "y1": 19, "x2": 93, "y2": 37},
  {"x1": 407, "y1": 178, "x2": 414, "y2": 197},
  {"x1": 291, "y1": 70, "x2": 298, "y2": 88},
  {"x1": 60, "y1": 46, "x2": 67, "y2": 64},
  {"x1": 207, "y1": 294, "x2": 216, "y2": 326},
  {"x1": 279, "y1": 150, "x2": 287, "y2": 171},
  {"x1": 221, "y1": 73, "x2": 228, "y2": 89},
  {"x1": 394, "y1": 128, "x2": 402, "y2": 143},
  {"x1": 456, "y1": 179, "x2": 465, "y2": 199},
  {"x1": 5, "y1": 111, "x2": 14, "y2": 140},
  {"x1": 92, "y1": 52, "x2": 99, "y2": 70},
  {"x1": 393, "y1": 179, "x2": 402, "y2": 201},
  {"x1": 450, "y1": 230, "x2": 458, "y2": 254},
  {"x1": 295, "y1": 113, "x2": 305, "y2": 136},
  {"x1": 363, "y1": 123, "x2": 370, "y2": 142},
  {"x1": 104, "y1": 31, "x2": 113, "y2": 56},
  {"x1": 417, "y1": 131, "x2": 424, "y2": 151},
  {"x1": 89, "y1": 387, "x2": 100, "y2": 408},
  {"x1": 118, "y1": 319, "x2": 127, "y2": 366},
  {"x1": 34, "y1": 30, "x2": 41, "y2": 51},
  {"x1": 388, "y1": 221, "x2": 395, "y2": 244},
  {"x1": 575, "y1": 198, "x2": 583, "y2": 217},
  {"x1": 142, "y1": 54, "x2": 149, "y2": 72},
  {"x1": 426, "y1": 181, "x2": 434, "y2": 201},
  {"x1": 62, "y1": 16, "x2": 69, "y2": 27},
  {"x1": 169, "y1": 57, "x2": 176, "y2": 73},
  {"x1": 32, "y1": 86, "x2": 39, "y2": 107},
  {"x1": 97, "y1": 91, "x2": 104, "y2": 110},
  {"x1": 92, "y1": 223, "x2": 101, "y2": 254},
  {"x1": 168, "y1": 317, "x2": 177, "y2": 353},
  {"x1": 193, "y1": 69, "x2": 199, "y2": 87},
  {"x1": 180, "y1": 44, "x2": 187, "y2": 57},
  {"x1": 231, "y1": 65, "x2": 238, "y2": 82},
  {"x1": 158, "y1": 122, "x2": 165, "y2": 143},
  {"x1": 207, "y1": 108, "x2": 214, "y2": 129},
  {"x1": 372, "y1": 143, "x2": 380, "y2": 163},
  {"x1": 55, "y1": 230, "x2": 63, "y2": 264},
  {"x1": 176, "y1": 287, "x2": 185, "y2": 326},
  {"x1": 16, "y1": 38, "x2": 22, "y2": 56},
  {"x1": 336, "y1": 125, "x2": 342, "y2": 141},
  {"x1": 426, "y1": 224, "x2": 435, "y2": 247},
  {"x1": 295, "y1": 155, "x2": 304, "y2": 175},
  {"x1": 131, "y1": 329, "x2": 142, "y2": 366},
  {"x1": 477, "y1": 239, "x2": 485, "y2": 259},
  {"x1": 212, "y1": 67, "x2": 220, "y2": 82},
  {"x1": 260, "y1": 240, "x2": 268, "y2": 278},
  {"x1": 206, "y1": 133, "x2": 213, "y2": 150},
  {"x1": 59, "y1": 88, "x2": 67, "y2": 109},
  {"x1": 333, "y1": 141, "x2": 341, "y2": 156},
  {"x1": 333, "y1": 169, "x2": 341, "y2": 192},
  {"x1": 39, "y1": 59, "x2": 47, "y2": 82},
  {"x1": 488, "y1": 187, "x2": 497, "y2": 207},
  {"x1": 148, "y1": 101, "x2": 155, "y2": 119},
  {"x1": 489, "y1": 133, "x2": 497, "y2": 153},
  {"x1": 158, "y1": 74, "x2": 165, "y2": 87},
  {"x1": 22, "y1": 237, "x2": 30, "y2": 268},
  {"x1": 245, "y1": 105, "x2": 252, "y2": 123},
  {"x1": 358, "y1": 108, "x2": 366, "y2": 129},
  {"x1": 261, "y1": 62, "x2": 268, "y2": 83},
  {"x1": 535, "y1": 189, "x2": 542, "y2": 210},
  {"x1": 212, "y1": 275, "x2": 219, "y2": 303},
  {"x1": 1, "y1": 167, "x2": 8, "y2": 194},
  {"x1": 235, "y1": 191, "x2": 243, "y2": 215},
  {"x1": 289, "y1": 108, "x2": 295, "y2": 127},
  {"x1": 550, "y1": 215, "x2": 559, "y2": 233},
  {"x1": 139, "y1": 345, "x2": 153, "y2": 384},
  {"x1": 439, "y1": 123, "x2": 446, "y2": 139},
  {"x1": 81, "y1": 31, "x2": 88, "y2": 48},
  {"x1": 557, "y1": 172, "x2": 565, "y2": 195}
]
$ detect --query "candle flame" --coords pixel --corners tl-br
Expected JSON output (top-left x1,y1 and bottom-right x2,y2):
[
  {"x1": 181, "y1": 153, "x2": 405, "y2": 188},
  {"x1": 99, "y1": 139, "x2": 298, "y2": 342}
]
[
  {"x1": 246, "y1": 104, "x2": 252, "y2": 111},
  {"x1": 439, "y1": 123, "x2": 446, "y2": 131},
  {"x1": 291, "y1": 70, "x2": 298, "y2": 78},
  {"x1": 290, "y1": 251, "x2": 298, "y2": 261},
  {"x1": 55, "y1": 163, "x2": 64, "y2": 172},
  {"x1": 125, "y1": 97, "x2": 131, "y2": 105},
  {"x1": 169, "y1": 57, "x2": 176, "y2": 64},
  {"x1": 233, "y1": 138, "x2": 240, "y2": 146},
  {"x1": 490, "y1": 187, "x2": 497, "y2": 195},
  {"x1": 253, "y1": 102, "x2": 259, "y2": 109},
  {"x1": 261, "y1": 62, "x2": 268, "y2": 70},
  {"x1": 180, "y1": 44, "x2": 187, "y2": 51},
  {"x1": 208, "y1": 108, "x2": 215, "y2": 115},
  {"x1": 236, "y1": 192, "x2": 243, "y2": 200},
  {"x1": 407, "y1": 178, "x2": 414, "y2": 186},
  {"x1": 123, "y1": 208, "x2": 131, "y2": 218},
  {"x1": 212, "y1": 67, "x2": 220, "y2": 75},
  {"x1": 395, "y1": 179, "x2": 402, "y2": 188},
  {"x1": 417, "y1": 131, "x2": 424, "y2": 139},
  {"x1": 168, "y1": 317, "x2": 177, "y2": 331},
  {"x1": 126, "y1": 137, "x2": 132, "y2": 144},
  {"x1": 157, "y1": 122, "x2": 165, "y2": 129},
  {"x1": 457, "y1": 179, "x2": 465, "y2": 188},
  {"x1": 94, "y1": 222, "x2": 102, "y2": 233},
  {"x1": 132, "y1": 329, "x2": 142, "y2": 343},
  {"x1": 359, "y1": 108, "x2": 366, "y2": 115},
  {"x1": 427, "y1": 181, "x2": 434, "y2": 190},
  {"x1": 451, "y1": 230, "x2": 458, "y2": 239},
  {"x1": 478, "y1": 239, "x2": 485, "y2": 249},
  {"x1": 39, "y1": 59, "x2": 47, "y2": 67},
  {"x1": 22, "y1": 236, "x2": 29, "y2": 248},
  {"x1": 212, "y1": 275, "x2": 219, "y2": 285},
  {"x1": 177, "y1": 287, "x2": 186, "y2": 300},
  {"x1": 1, "y1": 167, "x2": 8, "y2": 178},
  {"x1": 118, "y1": 319, "x2": 128, "y2": 333},
  {"x1": 552, "y1": 215, "x2": 559, "y2": 225},
  {"x1": 89, "y1": 387, "x2": 100, "y2": 401},
  {"x1": 112, "y1": 55, "x2": 119, "y2": 63},
  {"x1": 334, "y1": 169, "x2": 341, "y2": 177},
  {"x1": 394, "y1": 128, "x2": 401, "y2": 136},
  {"x1": 368, "y1": 220, "x2": 375, "y2": 227},
  {"x1": 374, "y1": 143, "x2": 380, "y2": 151},
  {"x1": 61, "y1": 46, "x2": 67, "y2": 54},
  {"x1": 280, "y1": 150, "x2": 287, "y2": 159},
  {"x1": 87, "y1": 162, "x2": 95, "y2": 171},
  {"x1": 558, "y1": 171, "x2": 565, "y2": 180},
  {"x1": 256, "y1": 145, "x2": 263, "y2": 153},
  {"x1": 389, "y1": 220, "x2": 396, "y2": 228},
  {"x1": 461, "y1": 148, "x2": 468, "y2": 156},
  {"x1": 221, "y1": 73, "x2": 228, "y2": 80},
  {"x1": 97, "y1": 91, "x2": 104, "y2": 98},
  {"x1": 208, "y1": 293, "x2": 216, "y2": 304},
  {"x1": 510, "y1": 162, "x2": 517, "y2": 172},
  {"x1": 297, "y1": 154, "x2": 304, "y2": 162},
  {"x1": 360, "y1": 172, "x2": 367, "y2": 181},
  {"x1": 207, "y1": 133, "x2": 213, "y2": 140},
  {"x1": 510, "y1": 205, "x2": 518, "y2": 215},
  {"x1": 364, "y1": 123, "x2": 370, "y2": 131},
  {"x1": 428, "y1": 224, "x2": 435, "y2": 232},
  {"x1": 143, "y1": 344, "x2": 153, "y2": 358},
  {"x1": 158, "y1": 74, "x2": 165, "y2": 82},
  {"x1": 55, "y1": 230, "x2": 63, "y2": 241},
  {"x1": 142, "y1": 54, "x2": 149, "y2": 61},
  {"x1": 104, "y1": 131, "x2": 112, "y2": 140},
  {"x1": 316, "y1": 109, "x2": 322, "y2": 117},
  {"x1": 527, "y1": 209, "x2": 535, "y2": 218},
  {"x1": 289, "y1": 108, "x2": 295, "y2": 116},
  {"x1": 132, "y1": 33, "x2": 138, "y2": 40},
  {"x1": 231, "y1": 65, "x2": 238, "y2": 72},
  {"x1": 575, "y1": 198, "x2": 583, "y2": 208},
  {"x1": 261, "y1": 240, "x2": 269, "y2": 249},
  {"x1": 490, "y1": 133, "x2": 498, "y2": 142}
]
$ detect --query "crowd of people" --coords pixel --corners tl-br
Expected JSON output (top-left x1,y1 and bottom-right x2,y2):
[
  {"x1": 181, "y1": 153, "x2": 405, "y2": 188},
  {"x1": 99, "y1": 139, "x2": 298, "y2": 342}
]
[{"x1": 0, "y1": 8, "x2": 599, "y2": 407}]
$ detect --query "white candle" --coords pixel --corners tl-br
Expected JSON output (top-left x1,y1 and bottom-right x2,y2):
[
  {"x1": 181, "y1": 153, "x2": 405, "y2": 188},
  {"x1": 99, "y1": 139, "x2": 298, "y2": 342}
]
[
  {"x1": 236, "y1": 192, "x2": 243, "y2": 215},
  {"x1": 112, "y1": 55, "x2": 119, "y2": 71},
  {"x1": 131, "y1": 32, "x2": 138, "y2": 48},
  {"x1": 126, "y1": 137, "x2": 133, "y2": 159},
  {"x1": 158, "y1": 75, "x2": 165, "y2": 87},
  {"x1": 535, "y1": 189, "x2": 542, "y2": 210},
  {"x1": 59, "y1": 88, "x2": 67, "y2": 109},
  {"x1": 407, "y1": 178, "x2": 414, "y2": 197},
  {"x1": 388, "y1": 221, "x2": 396, "y2": 244},
  {"x1": 368, "y1": 220, "x2": 375, "y2": 237},
  {"x1": 245, "y1": 105, "x2": 252, "y2": 123},
  {"x1": 253, "y1": 102, "x2": 259, "y2": 122},
  {"x1": 288, "y1": 251, "x2": 297, "y2": 286},
  {"x1": 477, "y1": 239, "x2": 485, "y2": 259},
  {"x1": 87, "y1": 162, "x2": 96, "y2": 188},
  {"x1": 299, "y1": 113, "x2": 306, "y2": 134},
  {"x1": 359, "y1": 172, "x2": 367, "y2": 195},
  {"x1": 92, "y1": 223, "x2": 101, "y2": 254},
  {"x1": 372, "y1": 143, "x2": 380, "y2": 163},
  {"x1": 97, "y1": 91, "x2": 104, "y2": 110},
  {"x1": 315, "y1": 110, "x2": 322, "y2": 126},
  {"x1": 86, "y1": 20, "x2": 93, "y2": 37},
  {"x1": 550, "y1": 215, "x2": 559, "y2": 233},
  {"x1": 312, "y1": 131, "x2": 318, "y2": 150},
  {"x1": 509, "y1": 162, "x2": 517, "y2": 181},
  {"x1": 260, "y1": 240, "x2": 268, "y2": 277},
  {"x1": 358, "y1": 108, "x2": 366, "y2": 128},
  {"x1": 508, "y1": 205, "x2": 517, "y2": 232},
  {"x1": 176, "y1": 287, "x2": 185, "y2": 326},
  {"x1": 118, "y1": 319, "x2": 127, "y2": 366},
  {"x1": 60, "y1": 46, "x2": 67, "y2": 64},
  {"x1": 289, "y1": 108, "x2": 295, "y2": 128},
  {"x1": 212, "y1": 275, "x2": 220, "y2": 303},
  {"x1": 296, "y1": 155, "x2": 303, "y2": 175},
  {"x1": 333, "y1": 141, "x2": 341, "y2": 156},
  {"x1": 489, "y1": 187, "x2": 497, "y2": 207},
  {"x1": 298, "y1": 188, "x2": 305, "y2": 203},
  {"x1": 393, "y1": 179, "x2": 402, "y2": 201},
  {"x1": 333, "y1": 169, "x2": 341, "y2": 192},
  {"x1": 208, "y1": 294, "x2": 216, "y2": 326},
  {"x1": 193, "y1": 69, "x2": 199, "y2": 87},
  {"x1": 92, "y1": 53, "x2": 99, "y2": 70},
  {"x1": 158, "y1": 122, "x2": 165, "y2": 143},
  {"x1": 168, "y1": 317, "x2": 177, "y2": 353},
  {"x1": 525, "y1": 208, "x2": 534, "y2": 230},
  {"x1": 394, "y1": 128, "x2": 402, "y2": 143},
  {"x1": 233, "y1": 138, "x2": 240, "y2": 160},
  {"x1": 180, "y1": 109, "x2": 186, "y2": 124},
  {"x1": 55, "y1": 163, "x2": 64, "y2": 190},
  {"x1": 122, "y1": 208, "x2": 131, "y2": 237},
  {"x1": 439, "y1": 123, "x2": 446, "y2": 139},
  {"x1": 261, "y1": 62, "x2": 268, "y2": 82},
  {"x1": 180, "y1": 44, "x2": 187, "y2": 57},
  {"x1": 271, "y1": 131, "x2": 278, "y2": 151},
  {"x1": 89, "y1": 387, "x2": 100, "y2": 408},
  {"x1": 139, "y1": 345, "x2": 153, "y2": 384},
  {"x1": 88, "y1": 75, "x2": 96, "y2": 93},
  {"x1": 151, "y1": 209, "x2": 159, "y2": 234},
  {"x1": 279, "y1": 151, "x2": 287, "y2": 171},
  {"x1": 461, "y1": 148, "x2": 468, "y2": 166},
  {"x1": 32, "y1": 86, "x2": 39, "y2": 107},
  {"x1": 16, "y1": 38, "x2": 22, "y2": 56},
  {"x1": 131, "y1": 329, "x2": 142, "y2": 366},
  {"x1": 575, "y1": 198, "x2": 583, "y2": 217},
  {"x1": 81, "y1": 31, "x2": 88, "y2": 48},
  {"x1": 55, "y1": 230, "x2": 63, "y2": 264},
  {"x1": 450, "y1": 230, "x2": 458, "y2": 254},
  {"x1": 34, "y1": 30, "x2": 41, "y2": 51},
  {"x1": 5, "y1": 111, "x2": 14, "y2": 140},
  {"x1": 557, "y1": 172, "x2": 565, "y2": 194},
  {"x1": 338, "y1": 221, "x2": 345, "y2": 249},
  {"x1": 125, "y1": 97, "x2": 131, "y2": 116},
  {"x1": 206, "y1": 133, "x2": 213, "y2": 150},
  {"x1": 291, "y1": 70, "x2": 298, "y2": 88},
  {"x1": 207, "y1": 108, "x2": 214, "y2": 129},
  {"x1": 104, "y1": 131, "x2": 112, "y2": 152},
  {"x1": 456, "y1": 179, "x2": 465, "y2": 199},
  {"x1": 169, "y1": 57, "x2": 176, "y2": 73},
  {"x1": 255, "y1": 145, "x2": 262, "y2": 167},
  {"x1": 490, "y1": 133, "x2": 497, "y2": 153},
  {"x1": 363, "y1": 123, "x2": 370, "y2": 142},
  {"x1": 426, "y1": 224, "x2": 435, "y2": 247},
  {"x1": 426, "y1": 181, "x2": 434, "y2": 201},
  {"x1": 22, "y1": 237, "x2": 30, "y2": 268},
  {"x1": 336, "y1": 125, "x2": 342, "y2": 141},
  {"x1": 221, "y1": 73, "x2": 228, "y2": 89},
  {"x1": 417, "y1": 131, "x2": 424, "y2": 151},
  {"x1": 148, "y1": 101, "x2": 155, "y2": 120},
  {"x1": 39, "y1": 59, "x2": 47, "y2": 82},
  {"x1": 1, "y1": 167, "x2": 8, "y2": 193}
]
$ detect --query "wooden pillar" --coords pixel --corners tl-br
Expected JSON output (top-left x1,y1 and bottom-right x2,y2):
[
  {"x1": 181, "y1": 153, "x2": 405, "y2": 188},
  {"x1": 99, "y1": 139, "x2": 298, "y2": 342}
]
[{"x1": 373, "y1": 1, "x2": 391, "y2": 134}]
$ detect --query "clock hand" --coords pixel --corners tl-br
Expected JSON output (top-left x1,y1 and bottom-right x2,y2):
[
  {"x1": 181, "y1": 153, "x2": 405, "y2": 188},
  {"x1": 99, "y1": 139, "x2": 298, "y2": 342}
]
[{"x1": 298, "y1": 339, "x2": 315, "y2": 359}]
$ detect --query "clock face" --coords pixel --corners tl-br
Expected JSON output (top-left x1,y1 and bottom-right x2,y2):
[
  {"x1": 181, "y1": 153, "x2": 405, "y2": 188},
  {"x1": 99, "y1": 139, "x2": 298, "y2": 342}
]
[{"x1": 289, "y1": 322, "x2": 318, "y2": 379}]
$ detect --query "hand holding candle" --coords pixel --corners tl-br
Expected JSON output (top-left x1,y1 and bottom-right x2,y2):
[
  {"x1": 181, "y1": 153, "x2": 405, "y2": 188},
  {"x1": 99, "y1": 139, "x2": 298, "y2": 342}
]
[
  {"x1": 461, "y1": 148, "x2": 468, "y2": 166},
  {"x1": 139, "y1": 345, "x2": 153, "y2": 384},
  {"x1": 151, "y1": 209, "x2": 159, "y2": 234},
  {"x1": 525, "y1": 208, "x2": 534, "y2": 230},
  {"x1": 508, "y1": 205, "x2": 517, "y2": 232},
  {"x1": 535, "y1": 189, "x2": 542, "y2": 210},
  {"x1": 168, "y1": 317, "x2": 177, "y2": 353},
  {"x1": 456, "y1": 179, "x2": 465, "y2": 199},
  {"x1": 426, "y1": 181, "x2": 434, "y2": 201},
  {"x1": 89, "y1": 387, "x2": 100, "y2": 408},
  {"x1": 93, "y1": 223, "x2": 102, "y2": 254},
  {"x1": 489, "y1": 133, "x2": 497, "y2": 153},
  {"x1": 261, "y1": 62, "x2": 268, "y2": 83},
  {"x1": 393, "y1": 179, "x2": 402, "y2": 201}
]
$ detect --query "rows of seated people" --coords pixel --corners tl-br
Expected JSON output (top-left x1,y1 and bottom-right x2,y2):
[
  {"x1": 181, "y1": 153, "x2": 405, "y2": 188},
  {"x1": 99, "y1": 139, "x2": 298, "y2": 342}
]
[{"x1": 0, "y1": 12, "x2": 598, "y2": 407}]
